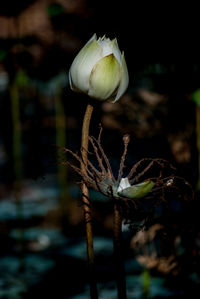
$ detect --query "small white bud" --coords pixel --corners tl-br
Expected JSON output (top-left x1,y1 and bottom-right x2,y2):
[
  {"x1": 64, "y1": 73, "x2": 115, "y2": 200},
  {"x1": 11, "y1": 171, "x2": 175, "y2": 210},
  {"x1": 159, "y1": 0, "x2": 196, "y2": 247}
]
[{"x1": 69, "y1": 34, "x2": 129, "y2": 102}]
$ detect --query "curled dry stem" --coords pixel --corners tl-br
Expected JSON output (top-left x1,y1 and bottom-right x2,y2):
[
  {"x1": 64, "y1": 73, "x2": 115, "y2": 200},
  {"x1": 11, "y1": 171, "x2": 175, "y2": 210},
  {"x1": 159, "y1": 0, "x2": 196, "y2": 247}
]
[{"x1": 63, "y1": 129, "x2": 193, "y2": 215}]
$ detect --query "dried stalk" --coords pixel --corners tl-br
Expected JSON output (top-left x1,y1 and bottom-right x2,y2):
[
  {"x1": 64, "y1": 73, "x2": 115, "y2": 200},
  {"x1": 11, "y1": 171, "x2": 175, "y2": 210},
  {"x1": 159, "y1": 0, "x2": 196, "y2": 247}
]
[{"x1": 81, "y1": 103, "x2": 98, "y2": 299}]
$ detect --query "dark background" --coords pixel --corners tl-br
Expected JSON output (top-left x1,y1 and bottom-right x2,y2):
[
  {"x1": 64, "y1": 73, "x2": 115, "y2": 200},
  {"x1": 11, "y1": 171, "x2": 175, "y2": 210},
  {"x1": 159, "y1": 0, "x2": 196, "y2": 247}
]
[{"x1": 0, "y1": 1, "x2": 200, "y2": 298}]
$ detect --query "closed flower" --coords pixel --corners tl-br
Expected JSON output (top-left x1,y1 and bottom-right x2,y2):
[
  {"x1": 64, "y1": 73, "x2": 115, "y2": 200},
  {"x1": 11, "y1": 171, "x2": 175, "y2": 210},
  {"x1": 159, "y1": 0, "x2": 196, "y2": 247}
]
[
  {"x1": 117, "y1": 177, "x2": 154, "y2": 199},
  {"x1": 69, "y1": 34, "x2": 129, "y2": 102}
]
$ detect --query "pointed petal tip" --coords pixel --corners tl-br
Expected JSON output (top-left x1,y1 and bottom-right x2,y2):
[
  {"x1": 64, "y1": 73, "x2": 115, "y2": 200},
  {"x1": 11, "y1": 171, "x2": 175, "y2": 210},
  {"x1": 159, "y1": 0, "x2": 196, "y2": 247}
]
[
  {"x1": 112, "y1": 38, "x2": 118, "y2": 44},
  {"x1": 111, "y1": 51, "x2": 129, "y2": 103}
]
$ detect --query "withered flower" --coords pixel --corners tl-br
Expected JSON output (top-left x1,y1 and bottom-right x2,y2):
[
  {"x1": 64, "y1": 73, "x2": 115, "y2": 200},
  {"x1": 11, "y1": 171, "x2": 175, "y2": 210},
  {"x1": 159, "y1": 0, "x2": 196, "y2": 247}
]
[{"x1": 63, "y1": 128, "x2": 193, "y2": 224}]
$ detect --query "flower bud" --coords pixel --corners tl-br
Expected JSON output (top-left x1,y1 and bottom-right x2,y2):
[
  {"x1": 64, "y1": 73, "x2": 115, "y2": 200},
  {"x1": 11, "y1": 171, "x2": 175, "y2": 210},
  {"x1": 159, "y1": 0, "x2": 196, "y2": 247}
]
[
  {"x1": 117, "y1": 178, "x2": 154, "y2": 199},
  {"x1": 69, "y1": 34, "x2": 129, "y2": 102}
]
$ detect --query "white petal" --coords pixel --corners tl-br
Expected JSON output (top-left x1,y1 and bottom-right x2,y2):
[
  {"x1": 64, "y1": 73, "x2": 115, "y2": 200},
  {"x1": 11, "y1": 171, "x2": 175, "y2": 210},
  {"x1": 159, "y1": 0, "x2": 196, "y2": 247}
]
[
  {"x1": 112, "y1": 52, "x2": 129, "y2": 103},
  {"x1": 97, "y1": 37, "x2": 122, "y2": 65},
  {"x1": 111, "y1": 38, "x2": 122, "y2": 65},
  {"x1": 69, "y1": 34, "x2": 103, "y2": 93},
  {"x1": 97, "y1": 36, "x2": 113, "y2": 57},
  {"x1": 117, "y1": 177, "x2": 131, "y2": 193},
  {"x1": 88, "y1": 54, "x2": 121, "y2": 100}
]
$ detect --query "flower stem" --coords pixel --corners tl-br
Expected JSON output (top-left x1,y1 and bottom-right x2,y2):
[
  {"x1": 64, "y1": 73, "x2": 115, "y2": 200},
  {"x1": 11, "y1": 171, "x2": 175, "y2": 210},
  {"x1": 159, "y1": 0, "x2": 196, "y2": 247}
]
[
  {"x1": 142, "y1": 269, "x2": 150, "y2": 299},
  {"x1": 10, "y1": 78, "x2": 25, "y2": 272},
  {"x1": 81, "y1": 103, "x2": 98, "y2": 299},
  {"x1": 113, "y1": 204, "x2": 127, "y2": 299},
  {"x1": 196, "y1": 106, "x2": 200, "y2": 191}
]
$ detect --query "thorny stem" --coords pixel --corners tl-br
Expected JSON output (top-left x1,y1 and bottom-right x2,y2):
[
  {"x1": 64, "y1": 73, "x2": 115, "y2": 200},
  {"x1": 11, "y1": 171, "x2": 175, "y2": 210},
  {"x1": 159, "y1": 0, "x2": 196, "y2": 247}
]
[
  {"x1": 89, "y1": 137, "x2": 107, "y2": 176},
  {"x1": 81, "y1": 103, "x2": 98, "y2": 299},
  {"x1": 114, "y1": 204, "x2": 127, "y2": 299},
  {"x1": 117, "y1": 134, "x2": 130, "y2": 183},
  {"x1": 114, "y1": 134, "x2": 129, "y2": 299}
]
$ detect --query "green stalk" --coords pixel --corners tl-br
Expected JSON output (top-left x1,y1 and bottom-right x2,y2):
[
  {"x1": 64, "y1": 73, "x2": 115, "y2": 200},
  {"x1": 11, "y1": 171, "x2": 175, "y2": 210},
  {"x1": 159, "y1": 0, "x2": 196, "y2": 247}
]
[
  {"x1": 55, "y1": 90, "x2": 69, "y2": 218},
  {"x1": 142, "y1": 269, "x2": 150, "y2": 299},
  {"x1": 81, "y1": 103, "x2": 98, "y2": 299},
  {"x1": 196, "y1": 106, "x2": 200, "y2": 191},
  {"x1": 10, "y1": 81, "x2": 23, "y2": 183},
  {"x1": 10, "y1": 79, "x2": 24, "y2": 271},
  {"x1": 113, "y1": 204, "x2": 127, "y2": 299}
]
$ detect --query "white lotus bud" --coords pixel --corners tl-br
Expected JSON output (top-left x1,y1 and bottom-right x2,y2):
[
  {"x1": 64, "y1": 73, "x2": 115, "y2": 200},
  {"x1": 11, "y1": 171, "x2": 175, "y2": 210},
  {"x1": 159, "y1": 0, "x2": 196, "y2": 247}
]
[{"x1": 69, "y1": 34, "x2": 129, "y2": 102}]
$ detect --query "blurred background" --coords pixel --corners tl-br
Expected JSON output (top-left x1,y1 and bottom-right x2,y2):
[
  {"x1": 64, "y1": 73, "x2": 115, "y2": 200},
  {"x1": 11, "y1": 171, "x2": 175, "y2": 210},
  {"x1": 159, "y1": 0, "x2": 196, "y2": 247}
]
[{"x1": 0, "y1": 1, "x2": 200, "y2": 298}]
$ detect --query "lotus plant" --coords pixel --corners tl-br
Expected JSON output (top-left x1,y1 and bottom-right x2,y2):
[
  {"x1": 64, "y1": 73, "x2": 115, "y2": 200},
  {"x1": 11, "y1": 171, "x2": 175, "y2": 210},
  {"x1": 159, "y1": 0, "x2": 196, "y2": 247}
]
[
  {"x1": 64, "y1": 127, "x2": 194, "y2": 298},
  {"x1": 69, "y1": 34, "x2": 129, "y2": 299}
]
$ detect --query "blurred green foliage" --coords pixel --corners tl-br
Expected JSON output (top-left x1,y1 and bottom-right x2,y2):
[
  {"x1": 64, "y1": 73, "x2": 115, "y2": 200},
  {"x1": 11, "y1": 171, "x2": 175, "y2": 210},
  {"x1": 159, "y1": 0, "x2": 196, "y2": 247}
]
[{"x1": 47, "y1": 3, "x2": 64, "y2": 17}]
